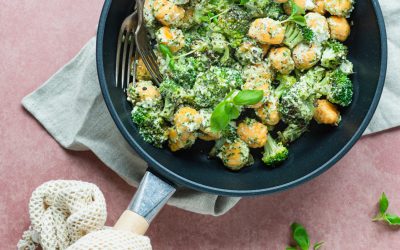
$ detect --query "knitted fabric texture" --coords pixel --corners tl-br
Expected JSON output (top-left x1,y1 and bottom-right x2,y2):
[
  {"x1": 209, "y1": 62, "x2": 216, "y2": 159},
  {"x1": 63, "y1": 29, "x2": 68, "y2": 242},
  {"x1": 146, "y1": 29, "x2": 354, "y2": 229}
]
[
  {"x1": 18, "y1": 180, "x2": 107, "y2": 250},
  {"x1": 67, "y1": 229, "x2": 152, "y2": 250}
]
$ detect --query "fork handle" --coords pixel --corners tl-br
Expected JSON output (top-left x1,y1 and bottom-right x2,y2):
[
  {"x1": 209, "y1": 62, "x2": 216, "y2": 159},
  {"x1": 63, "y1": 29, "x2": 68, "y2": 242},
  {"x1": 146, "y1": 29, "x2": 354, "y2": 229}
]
[
  {"x1": 136, "y1": 0, "x2": 145, "y2": 28},
  {"x1": 113, "y1": 171, "x2": 176, "y2": 235}
]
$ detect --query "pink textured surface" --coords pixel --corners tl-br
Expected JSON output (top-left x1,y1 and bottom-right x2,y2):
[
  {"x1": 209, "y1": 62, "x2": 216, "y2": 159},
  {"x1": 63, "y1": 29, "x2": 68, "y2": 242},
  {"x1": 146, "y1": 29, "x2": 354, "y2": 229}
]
[{"x1": 0, "y1": 1, "x2": 399, "y2": 249}]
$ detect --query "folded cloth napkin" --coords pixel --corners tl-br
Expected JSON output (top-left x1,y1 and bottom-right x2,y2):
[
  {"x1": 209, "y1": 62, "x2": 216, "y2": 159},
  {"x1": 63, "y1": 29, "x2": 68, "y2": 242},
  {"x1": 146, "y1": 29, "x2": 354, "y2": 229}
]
[{"x1": 22, "y1": 0, "x2": 399, "y2": 216}]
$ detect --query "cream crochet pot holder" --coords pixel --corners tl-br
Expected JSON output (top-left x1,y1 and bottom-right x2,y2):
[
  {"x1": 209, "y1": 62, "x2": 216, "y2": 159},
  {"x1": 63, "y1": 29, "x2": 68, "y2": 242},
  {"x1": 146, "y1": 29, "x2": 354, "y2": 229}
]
[{"x1": 18, "y1": 180, "x2": 151, "y2": 250}]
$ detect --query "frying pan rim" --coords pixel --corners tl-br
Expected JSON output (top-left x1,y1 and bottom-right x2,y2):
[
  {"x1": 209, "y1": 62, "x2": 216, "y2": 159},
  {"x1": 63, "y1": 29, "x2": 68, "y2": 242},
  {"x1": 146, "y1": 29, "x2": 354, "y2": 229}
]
[{"x1": 96, "y1": 0, "x2": 388, "y2": 196}]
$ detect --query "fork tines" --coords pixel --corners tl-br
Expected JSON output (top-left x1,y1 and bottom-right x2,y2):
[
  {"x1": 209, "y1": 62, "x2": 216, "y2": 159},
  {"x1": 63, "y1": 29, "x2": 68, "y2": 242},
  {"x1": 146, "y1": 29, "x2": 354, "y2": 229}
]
[
  {"x1": 135, "y1": 0, "x2": 163, "y2": 85},
  {"x1": 135, "y1": 28, "x2": 163, "y2": 85},
  {"x1": 115, "y1": 12, "x2": 138, "y2": 90}
]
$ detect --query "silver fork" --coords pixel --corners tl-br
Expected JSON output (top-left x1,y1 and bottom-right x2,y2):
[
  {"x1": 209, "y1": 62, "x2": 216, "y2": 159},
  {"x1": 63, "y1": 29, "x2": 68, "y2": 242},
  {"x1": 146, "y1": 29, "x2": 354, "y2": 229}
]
[
  {"x1": 115, "y1": 11, "x2": 138, "y2": 89},
  {"x1": 135, "y1": 0, "x2": 163, "y2": 85}
]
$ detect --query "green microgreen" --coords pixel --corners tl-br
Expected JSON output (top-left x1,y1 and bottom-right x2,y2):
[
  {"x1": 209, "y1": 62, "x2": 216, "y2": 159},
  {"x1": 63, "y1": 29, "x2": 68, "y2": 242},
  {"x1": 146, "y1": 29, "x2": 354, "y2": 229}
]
[
  {"x1": 210, "y1": 90, "x2": 263, "y2": 132},
  {"x1": 159, "y1": 44, "x2": 175, "y2": 70},
  {"x1": 287, "y1": 223, "x2": 324, "y2": 250},
  {"x1": 209, "y1": 8, "x2": 231, "y2": 22},
  {"x1": 281, "y1": 0, "x2": 307, "y2": 26},
  {"x1": 372, "y1": 193, "x2": 400, "y2": 226}
]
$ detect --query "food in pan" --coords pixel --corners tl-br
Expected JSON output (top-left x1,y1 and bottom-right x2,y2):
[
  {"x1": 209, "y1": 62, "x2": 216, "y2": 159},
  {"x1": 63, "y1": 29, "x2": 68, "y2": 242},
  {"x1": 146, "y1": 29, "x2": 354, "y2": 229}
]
[{"x1": 127, "y1": 0, "x2": 355, "y2": 170}]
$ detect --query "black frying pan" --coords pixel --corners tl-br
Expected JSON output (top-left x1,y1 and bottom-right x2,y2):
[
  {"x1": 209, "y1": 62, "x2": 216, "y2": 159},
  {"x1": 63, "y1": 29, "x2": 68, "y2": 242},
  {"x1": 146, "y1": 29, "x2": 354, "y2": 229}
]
[{"x1": 96, "y1": 0, "x2": 387, "y2": 234}]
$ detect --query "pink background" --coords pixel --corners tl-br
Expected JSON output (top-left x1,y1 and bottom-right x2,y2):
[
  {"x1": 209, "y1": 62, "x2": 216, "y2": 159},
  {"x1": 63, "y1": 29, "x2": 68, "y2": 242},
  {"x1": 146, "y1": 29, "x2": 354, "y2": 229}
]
[{"x1": 1, "y1": 1, "x2": 400, "y2": 249}]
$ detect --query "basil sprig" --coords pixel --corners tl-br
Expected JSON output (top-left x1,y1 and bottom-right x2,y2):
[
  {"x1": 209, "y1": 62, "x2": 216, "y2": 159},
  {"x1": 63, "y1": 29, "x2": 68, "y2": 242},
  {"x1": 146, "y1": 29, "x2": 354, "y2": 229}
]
[
  {"x1": 287, "y1": 223, "x2": 324, "y2": 250},
  {"x1": 210, "y1": 90, "x2": 263, "y2": 132},
  {"x1": 281, "y1": 0, "x2": 307, "y2": 26},
  {"x1": 159, "y1": 44, "x2": 175, "y2": 70},
  {"x1": 373, "y1": 193, "x2": 400, "y2": 226}
]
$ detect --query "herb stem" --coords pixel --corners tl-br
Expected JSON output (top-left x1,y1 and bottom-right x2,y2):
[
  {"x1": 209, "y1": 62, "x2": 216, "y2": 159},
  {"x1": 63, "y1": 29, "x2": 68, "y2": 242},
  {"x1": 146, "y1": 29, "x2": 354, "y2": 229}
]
[
  {"x1": 210, "y1": 8, "x2": 231, "y2": 21},
  {"x1": 173, "y1": 49, "x2": 198, "y2": 59}
]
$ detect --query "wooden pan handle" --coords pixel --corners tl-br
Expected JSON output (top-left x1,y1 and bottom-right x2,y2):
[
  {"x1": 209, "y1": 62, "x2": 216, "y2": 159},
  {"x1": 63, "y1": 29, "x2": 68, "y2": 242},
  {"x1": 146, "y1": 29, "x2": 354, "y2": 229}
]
[
  {"x1": 113, "y1": 171, "x2": 176, "y2": 235},
  {"x1": 114, "y1": 210, "x2": 149, "y2": 235}
]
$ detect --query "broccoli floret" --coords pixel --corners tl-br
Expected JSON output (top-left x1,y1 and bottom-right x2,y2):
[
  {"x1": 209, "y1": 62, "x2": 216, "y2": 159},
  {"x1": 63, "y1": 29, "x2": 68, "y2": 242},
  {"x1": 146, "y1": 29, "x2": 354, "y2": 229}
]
[
  {"x1": 209, "y1": 33, "x2": 235, "y2": 65},
  {"x1": 242, "y1": 0, "x2": 271, "y2": 18},
  {"x1": 339, "y1": 59, "x2": 354, "y2": 75},
  {"x1": 263, "y1": 75, "x2": 296, "y2": 125},
  {"x1": 193, "y1": 66, "x2": 243, "y2": 108},
  {"x1": 315, "y1": 69, "x2": 353, "y2": 107},
  {"x1": 277, "y1": 124, "x2": 308, "y2": 145},
  {"x1": 273, "y1": 74, "x2": 297, "y2": 98},
  {"x1": 301, "y1": 26, "x2": 314, "y2": 43},
  {"x1": 283, "y1": 23, "x2": 303, "y2": 49},
  {"x1": 279, "y1": 67, "x2": 326, "y2": 125},
  {"x1": 264, "y1": 2, "x2": 285, "y2": 20},
  {"x1": 283, "y1": 23, "x2": 314, "y2": 49},
  {"x1": 279, "y1": 85, "x2": 315, "y2": 126},
  {"x1": 223, "y1": 124, "x2": 237, "y2": 141},
  {"x1": 216, "y1": 6, "x2": 251, "y2": 47},
  {"x1": 131, "y1": 102, "x2": 169, "y2": 148},
  {"x1": 262, "y1": 133, "x2": 289, "y2": 166},
  {"x1": 193, "y1": 0, "x2": 232, "y2": 24},
  {"x1": 210, "y1": 33, "x2": 229, "y2": 53},
  {"x1": 169, "y1": 56, "x2": 207, "y2": 88},
  {"x1": 235, "y1": 40, "x2": 263, "y2": 65},
  {"x1": 321, "y1": 40, "x2": 348, "y2": 69},
  {"x1": 160, "y1": 98, "x2": 175, "y2": 121},
  {"x1": 159, "y1": 79, "x2": 194, "y2": 105}
]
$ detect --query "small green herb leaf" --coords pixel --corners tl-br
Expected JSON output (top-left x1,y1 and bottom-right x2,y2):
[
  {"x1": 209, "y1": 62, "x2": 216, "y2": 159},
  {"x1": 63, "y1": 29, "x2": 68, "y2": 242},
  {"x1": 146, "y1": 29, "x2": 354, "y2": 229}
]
[
  {"x1": 291, "y1": 223, "x2": 310, "y2": 250},
  {"x1": 373, "y1": 192, "x2": 400, "y2": 227},
  {"x1": 379, "y1": 192, "x2": 389, "y2": 214},
  {"x1": 210, "y1": 101, "x2": 230, "y2": 132},
  {"x1": 384, "y1": 214, "x2": 400, "y2": 226},
  {"x1": 159, "y1": 44, "x2": 175, "y2": 70},
  {"x1": 314, "y1": 242, "x2": 324, "y2": 250},
  {"x1": 240, "y1": 0, "x2": 250, "y2": 5},
  {"x1": 159, "y1": 44, "x2": 173, "y2": 57},
  {"x1": 211, "y1": 90, "x2": 263, "y2": 132},
  {"x1": 167, "y1": 55, "x2": 176, "y2": 70},
  {"x1": 290, "y1": 0, "x2": 305, "y2": 15},
  {"x1": 290, "y1": 15, "x2": 307, "y2": 26},
  {"x1": 281, "y1": 0, "x2": 306, "y2": 26},
  {"x1": 225, "y1": 102, "x2": 240, "y2": 119},
  {"x1": 232, "y1": 90, "x2": 263, "y2": 106}
]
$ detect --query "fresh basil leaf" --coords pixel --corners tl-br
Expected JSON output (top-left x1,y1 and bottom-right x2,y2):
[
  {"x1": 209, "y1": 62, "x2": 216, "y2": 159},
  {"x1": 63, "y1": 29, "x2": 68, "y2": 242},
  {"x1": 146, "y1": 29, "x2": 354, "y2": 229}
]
[
  {"x1": 159, "y1": 44, "x2": 173, "y2": 57},
  {"x1": 210, "y1": 101, "x2": 230, "y2": 132},
  {"x1": 225, "y1": 90, "x2": 238, "y2": 100},
  {"x1": 384, "y1": 214, "x2": 400, "y2": 226},
  {"x1": 290, "y1": 0, "x2": 299, "y2": 15},
  {"x1": 240, "y1": 0, "x2": 250, "y2": 5},
  {"x1": 286, "y1": 247, "x2": 297, "y2": 250},
  {"x1": 291, "y1": 223, "x2": 310, "y2": 250},
  {"x1": 225, "y1": 102, "x2": 240, "y2": 119},
  {"x1": 167, "y1": 55, "x2": 176, "y2": 70},
  {"x1": 314, "y1": 242, "x2": 324, "y2": 250},
  {"x1": 379, "y1": 192, "x2": 389, "y2": 214},
  {"x1": 233, "y1": 90, "x2": 263, "y2": 106},
  {"x1": 290, "y1": 0, "x2": 305, "y2": 15},
  {"x1": 290, "y1": 15, "x2": 307, "y2": 26},
  {"x1": 159, "y1": 44, "x2": 175, "y2": 69}
]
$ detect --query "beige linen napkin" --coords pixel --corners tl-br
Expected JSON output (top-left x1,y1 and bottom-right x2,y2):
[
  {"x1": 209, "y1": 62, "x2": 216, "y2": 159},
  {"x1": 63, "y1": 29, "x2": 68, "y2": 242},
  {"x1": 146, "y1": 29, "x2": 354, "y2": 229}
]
[
  {"x1": 22, "y1": 0, "x2": 399, "y2": 216},
  {"x1": 363, "y1": 0, "x2": 400, "y2": 134}
]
